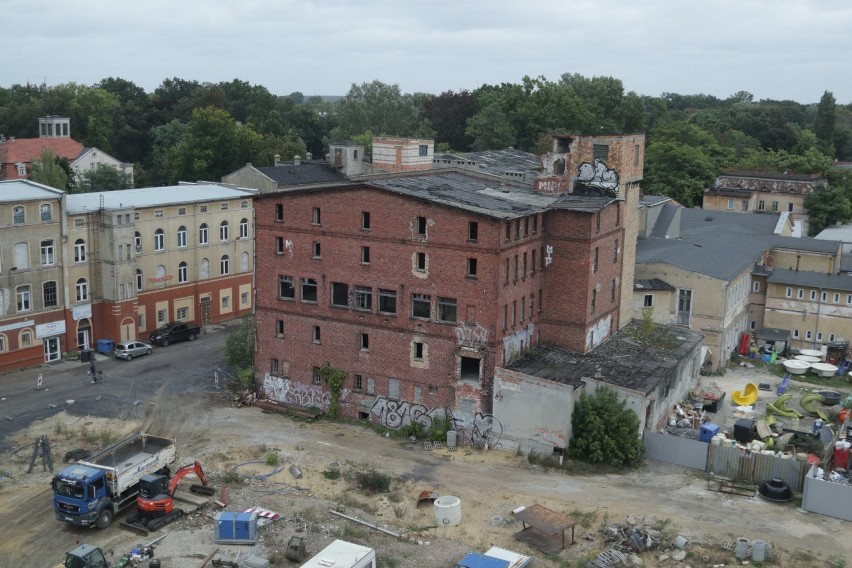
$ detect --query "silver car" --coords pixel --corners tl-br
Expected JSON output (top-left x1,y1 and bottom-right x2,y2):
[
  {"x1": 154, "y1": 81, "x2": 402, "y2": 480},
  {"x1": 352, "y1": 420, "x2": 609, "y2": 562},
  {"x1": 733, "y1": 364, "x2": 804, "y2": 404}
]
[{"x1": 114, "y1": 341, "x2": 153, "y2": 361}]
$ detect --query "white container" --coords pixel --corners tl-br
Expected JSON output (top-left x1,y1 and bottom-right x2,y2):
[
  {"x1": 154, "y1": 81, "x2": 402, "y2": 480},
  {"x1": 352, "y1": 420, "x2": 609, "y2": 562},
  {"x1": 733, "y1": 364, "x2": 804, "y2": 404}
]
[
  {"x1": 794, "y1": 355, "x2": 821, "y2": 363},
  {"x1": 734, "y1": 537, "x2": 750, "y2": 560},
  {"x1": 782, "y1": 359, "x2": 810, "y2": 375},
  {"x1": 434, "y1": 495, "x2": 462, "y2": 526},
  {"x1": 809, "y1": 362, "x2": 838, "y2": 377},
  {"x1": 752, "y1": 539, "x2": 766, "y2": 562},
  {"x1": 799, "y1": 349, "x2": 823, "y2": 359}
]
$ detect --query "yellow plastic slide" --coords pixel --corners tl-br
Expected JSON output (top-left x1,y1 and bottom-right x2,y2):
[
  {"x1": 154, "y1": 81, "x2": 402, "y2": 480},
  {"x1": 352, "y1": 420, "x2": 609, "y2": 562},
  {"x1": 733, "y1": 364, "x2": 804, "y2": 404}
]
[{"x1": 732, "y1": 382, "x2": 758, "y2": 406}]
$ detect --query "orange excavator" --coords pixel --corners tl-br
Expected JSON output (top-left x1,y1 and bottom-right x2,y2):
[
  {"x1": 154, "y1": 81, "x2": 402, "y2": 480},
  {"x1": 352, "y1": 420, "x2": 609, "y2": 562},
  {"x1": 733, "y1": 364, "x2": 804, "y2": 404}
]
[{"x1": 121, "y1": 460, "x2": 216, "y2": 535}]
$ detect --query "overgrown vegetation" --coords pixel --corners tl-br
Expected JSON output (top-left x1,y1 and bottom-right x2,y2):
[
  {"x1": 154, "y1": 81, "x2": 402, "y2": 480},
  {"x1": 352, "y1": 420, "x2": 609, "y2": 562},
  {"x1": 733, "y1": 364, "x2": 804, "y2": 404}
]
[
  {"x1": 568, "y1": 386, "x2": 644, "y2": 467},
  {"x1": 222, "y1": 316, "x2": 255, "y2": 388},
  {"x1": 353, "y1": 469, "x2": 392, "y2": 494},
  {"x1": 319, "y1": 362, "x2": 347, "y2": 418}
]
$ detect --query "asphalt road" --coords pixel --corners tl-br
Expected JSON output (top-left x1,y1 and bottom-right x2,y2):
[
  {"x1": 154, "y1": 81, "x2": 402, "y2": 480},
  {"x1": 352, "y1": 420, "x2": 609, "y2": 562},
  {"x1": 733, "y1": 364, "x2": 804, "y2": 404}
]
[{"x1": 0, "y1": 322, "x2": 237, "y2": 452}]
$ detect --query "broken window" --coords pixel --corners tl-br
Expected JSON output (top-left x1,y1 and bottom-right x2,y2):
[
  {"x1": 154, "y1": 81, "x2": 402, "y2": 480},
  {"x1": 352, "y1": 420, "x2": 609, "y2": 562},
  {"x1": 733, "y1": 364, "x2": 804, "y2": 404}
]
[
  {"x1": 467, "y1": 258, "x2": 477, "y2": 277},
  {"x1": 331, "y1": 283, "x2": 349, "y2": 307},
  {"x1": 379, "y1": 289, "x2": 397, "y2": 314},
  {"x1": 412, "y1": 293, "x2": 431, "y2": 319},
  {"x1": 460, "y1": 357, "x2": 480, "y2": 381},
  {"x1": 416, "y1": 252, "x2": 426, "y2": 271},
  {"x1": 438, "y1": 297, "x2": 457, "y2": 323},
  {"x1": 301, "y1": 278, "x2": 318, "y2": 302},
  {"x1": 312, "y1": 207, "x2": 321, "y2": 224},
  {"x1": 361, "y1": 246, "x2": 370, "y2": 263},
  {"x1": 417, "y1": 216, "x2": 427, "y2": 236},
  {"x1": 414, "y1": 341, "x2": 424, "y2": 359},
  {"x1": 354, "y1": 287, "x2": 372, "y2": 311},
  {"x1": 279, "y1": 276, "x2": 295, "y2": 299},
  {"x1": 360, "y1": 333, "x2": 369, "y2": 350},
  {"x1": 361, "y1": 211, "x2": 371, "y2": 230},
  {"x1": 468, "y1": 221, "x2": 478, "y2": 241}
]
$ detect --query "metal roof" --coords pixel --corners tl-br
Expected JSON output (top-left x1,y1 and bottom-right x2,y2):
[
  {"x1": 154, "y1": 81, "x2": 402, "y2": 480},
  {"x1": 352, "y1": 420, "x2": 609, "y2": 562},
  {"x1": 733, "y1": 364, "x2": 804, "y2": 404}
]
[
  {"x1": 815, "y1": 224, "x2": 852, "y2": 243},
  {"x1": 634, "y1": 278, "x2": 674, "y2": 291},
  {"x1": 766, "y1": 267, "x2": 852, "y2": 292},
  {"x1": 256, "y1": 163, "x2": 347, "y2": 187},
  {"x1": 0, "y1": 179, "x2": 64, "y2": 202},
  {"x1": 65, "y1": 183, "x2": 258, "y2": 214},
  {"x1": 639, "y1": 195, "x2": 671, "y2": 207}
]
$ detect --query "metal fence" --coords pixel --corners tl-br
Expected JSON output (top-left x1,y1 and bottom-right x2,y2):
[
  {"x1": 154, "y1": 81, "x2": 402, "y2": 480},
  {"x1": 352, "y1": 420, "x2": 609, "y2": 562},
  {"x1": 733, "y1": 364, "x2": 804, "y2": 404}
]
[
  {"x1": 801, "y1": 464, "x2": 852, "y2": 521},
  {"x1": 643, "y1": 431, "x2": 808, "y2": 493},
  {"x1": 643, "y1": 431, "x2": 708, "y2": 470}
]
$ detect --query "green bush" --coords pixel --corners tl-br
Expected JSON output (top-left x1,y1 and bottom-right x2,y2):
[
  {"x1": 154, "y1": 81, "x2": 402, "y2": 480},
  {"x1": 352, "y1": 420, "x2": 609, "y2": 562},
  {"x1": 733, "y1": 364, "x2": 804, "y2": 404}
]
[
  {"x1": 568, "y1": 386, "x2": 644, "y2": 467},
  {"x1": 354, "y1": 469, "x2": 392, "y2": 493}
]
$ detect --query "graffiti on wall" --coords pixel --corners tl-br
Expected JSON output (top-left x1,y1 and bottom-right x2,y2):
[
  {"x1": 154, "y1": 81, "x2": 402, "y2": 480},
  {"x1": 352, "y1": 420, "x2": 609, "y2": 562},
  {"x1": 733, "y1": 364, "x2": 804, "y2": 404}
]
[
  {"x1": 369, "y1": 398, "x2": 448, "y2": 429},
  {"x1": 454, "y1": 322, "x2": 489, "y2": 348},
  {"x1": 367, "y1": 396, "x2": 504, "y2": 449},
  {"x1": 262, "y1": 373, "x2": 349, "y2": 410},
  {"x1": 577, "y1": 159, "x2": 619, "y2": 192},
  {"x1": 535, "y1": 425, "x2": 567, "y2": 447}
]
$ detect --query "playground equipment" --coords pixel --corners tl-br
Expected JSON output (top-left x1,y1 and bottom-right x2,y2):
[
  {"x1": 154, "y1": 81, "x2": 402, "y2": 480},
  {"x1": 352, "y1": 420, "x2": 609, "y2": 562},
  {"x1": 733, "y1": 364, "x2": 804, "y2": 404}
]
[{"x1": 731, "y1": 382, "x2": 758, "y2": 406}]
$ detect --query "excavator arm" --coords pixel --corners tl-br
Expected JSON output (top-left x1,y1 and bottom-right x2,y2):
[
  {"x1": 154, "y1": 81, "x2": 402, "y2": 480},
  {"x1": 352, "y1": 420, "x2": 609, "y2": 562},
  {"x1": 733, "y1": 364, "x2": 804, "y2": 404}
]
[{"x1": 167, "y1": 460, "x2": 209, "y2": 495}]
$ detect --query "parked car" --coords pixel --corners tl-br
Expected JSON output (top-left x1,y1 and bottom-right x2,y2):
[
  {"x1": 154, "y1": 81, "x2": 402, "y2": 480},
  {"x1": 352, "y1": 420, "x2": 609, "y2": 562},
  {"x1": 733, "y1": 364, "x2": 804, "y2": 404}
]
[
  {"x1": 149, "y1": 322, "x2": 201, "y2": 346},
  {"x1": 114, "y1": 341, "x2": 153, "y2": 361}
]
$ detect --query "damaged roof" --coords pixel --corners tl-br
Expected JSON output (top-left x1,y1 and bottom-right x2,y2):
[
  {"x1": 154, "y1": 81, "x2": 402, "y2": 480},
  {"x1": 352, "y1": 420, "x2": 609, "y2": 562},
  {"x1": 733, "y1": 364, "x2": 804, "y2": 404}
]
[
  {"x1": 367, "y1": 171, "x2": 610, "y2": 219},
  {"x1": 506, "y1": 321, "x2": 703, "y2": 394},
  {"x1": 256, "y1": 163, "x2": 347, "y2": 187}
]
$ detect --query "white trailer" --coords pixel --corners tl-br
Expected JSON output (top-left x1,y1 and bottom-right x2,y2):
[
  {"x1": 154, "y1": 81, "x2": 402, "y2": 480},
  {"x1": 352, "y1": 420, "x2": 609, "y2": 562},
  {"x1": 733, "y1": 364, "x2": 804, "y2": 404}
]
[{"x1": 300, "y1": 540, "x2": 376, "y2": 568}]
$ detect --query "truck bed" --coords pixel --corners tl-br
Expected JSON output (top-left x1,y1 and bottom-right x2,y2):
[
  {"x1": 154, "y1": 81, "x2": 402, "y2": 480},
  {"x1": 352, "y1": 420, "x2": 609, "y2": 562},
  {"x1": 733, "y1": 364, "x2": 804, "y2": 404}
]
[{"x1": 80, "y1": 433, "x2": 176, "y2": 495}]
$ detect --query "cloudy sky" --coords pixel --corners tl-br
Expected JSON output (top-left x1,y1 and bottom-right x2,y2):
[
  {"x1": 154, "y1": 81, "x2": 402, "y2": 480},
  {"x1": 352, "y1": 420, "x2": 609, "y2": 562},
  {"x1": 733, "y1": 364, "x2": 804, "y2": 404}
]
[{"x1": 3, "y1": 0, "x2": 850, "y2": 104}]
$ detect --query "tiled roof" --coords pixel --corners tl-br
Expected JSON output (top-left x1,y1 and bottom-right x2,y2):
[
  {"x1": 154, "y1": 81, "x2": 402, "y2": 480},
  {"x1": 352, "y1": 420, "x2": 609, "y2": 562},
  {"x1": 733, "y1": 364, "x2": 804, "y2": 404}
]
[{"x1": 0, "y1": 138, "x2": 85, "y2": 164}]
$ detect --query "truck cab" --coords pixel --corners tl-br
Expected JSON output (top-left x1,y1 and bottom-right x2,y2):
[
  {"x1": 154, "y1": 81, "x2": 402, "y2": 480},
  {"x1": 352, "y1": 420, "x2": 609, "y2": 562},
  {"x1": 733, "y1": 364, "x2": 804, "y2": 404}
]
[{"x1": 52, "y1": 465, "x2": 111, "y2": 528}]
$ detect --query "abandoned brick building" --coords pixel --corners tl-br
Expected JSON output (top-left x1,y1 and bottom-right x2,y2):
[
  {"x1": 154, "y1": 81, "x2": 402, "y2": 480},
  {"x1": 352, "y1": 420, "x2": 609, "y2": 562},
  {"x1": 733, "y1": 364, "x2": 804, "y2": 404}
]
[{"x1": 253, "y1": 134, "x2": 644, "y2": 429}]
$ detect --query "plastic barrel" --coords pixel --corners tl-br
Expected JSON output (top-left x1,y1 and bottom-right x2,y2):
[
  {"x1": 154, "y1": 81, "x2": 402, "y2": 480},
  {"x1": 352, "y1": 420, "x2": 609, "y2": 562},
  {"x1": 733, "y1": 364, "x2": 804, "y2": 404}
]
[
  {"x1": 752, "y1": 540, "x2": 766, "y2": 562},
  {"x1": 734, "y1": 537, "x2": 750, "y2": 560},
  {"x1": 446, "y1": 430, "x2": 457, "y2": 448}
]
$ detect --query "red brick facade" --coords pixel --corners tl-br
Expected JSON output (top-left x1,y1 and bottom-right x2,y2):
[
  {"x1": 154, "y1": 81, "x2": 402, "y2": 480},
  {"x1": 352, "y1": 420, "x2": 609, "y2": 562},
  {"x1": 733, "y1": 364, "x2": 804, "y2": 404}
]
[{"x1": 254, "y1": 177, "x2": 624, "y2": 425}]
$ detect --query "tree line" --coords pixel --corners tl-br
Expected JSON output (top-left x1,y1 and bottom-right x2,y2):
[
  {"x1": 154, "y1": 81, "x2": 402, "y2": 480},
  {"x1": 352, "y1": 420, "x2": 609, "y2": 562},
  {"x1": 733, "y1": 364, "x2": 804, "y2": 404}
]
[{"x1": 2, "y1": 75, "x2": 851, "y2": 232}]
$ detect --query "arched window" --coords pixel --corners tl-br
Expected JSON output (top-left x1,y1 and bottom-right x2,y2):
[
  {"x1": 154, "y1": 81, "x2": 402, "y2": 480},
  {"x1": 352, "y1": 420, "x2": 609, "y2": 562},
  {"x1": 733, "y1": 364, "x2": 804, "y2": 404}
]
[
  {"x1": 239, "y1": 218, "x2": 249, "y2": 239},
  {"x1": 178, "y1": 261, "x2": 188, "y2": 283},
  {"x1": 220, "y1": 255, "x2": 230, "y2": 275},
  {"x1": 200, "y1": 258, "x2": 210, "y2": 279},
  {"x1": 177, "y1": 226, "x2": 187, "y2": 248},
  {"x1": 74, "y1": 239, "x2": 87, "y2": 263},
  {"x1": 75, "y1": 278, "x2": 88, "y2": 302},
  {"x1": 219, "y1": 221, "x2": 229, "y2": 241},
  {"x1": 13, "y1": 206, "x2": 25, "y2": 224},
  {"x1": 199, "y1": 223, "x2": 208, "y2": 245},
  {"x1": 135, "y1": 231, "x2": 142, "y2": 253},
  {"x1": 136, "y1": 269, "x2": 143, "y2": 292},
  {"x1": 43, "y1": 281, "x2": 58, "y2": 307},
  {"x1": 154, "y1": 229, "x2": 164, "y2": 251},
  {"x1": 240, "y1": 251, "x2": 249, "y2": 272},
  {"x1": 40, "y1": 203, "x2": 52, "y2": 221}
]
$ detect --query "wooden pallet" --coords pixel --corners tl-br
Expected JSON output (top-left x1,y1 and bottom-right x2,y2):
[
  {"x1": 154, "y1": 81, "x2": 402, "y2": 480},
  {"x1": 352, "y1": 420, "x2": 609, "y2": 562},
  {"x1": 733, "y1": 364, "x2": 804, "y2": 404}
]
[{"x1": 707, "y1": 473, "x2": 756, "y2": 498}]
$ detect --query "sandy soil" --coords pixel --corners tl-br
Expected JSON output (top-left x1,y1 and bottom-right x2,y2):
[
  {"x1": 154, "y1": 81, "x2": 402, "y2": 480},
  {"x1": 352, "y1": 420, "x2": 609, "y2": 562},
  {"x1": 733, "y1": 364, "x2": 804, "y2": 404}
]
[{"x1": 1, "y1": 367, "x2": 851, "y2": 568}]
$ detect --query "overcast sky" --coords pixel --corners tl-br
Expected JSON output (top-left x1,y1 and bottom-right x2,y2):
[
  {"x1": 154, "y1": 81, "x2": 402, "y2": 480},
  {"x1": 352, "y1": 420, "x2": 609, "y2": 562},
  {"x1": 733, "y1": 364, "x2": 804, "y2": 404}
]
[{"x1": 3, "y1": 0, "x2": 850, "y2": 105}]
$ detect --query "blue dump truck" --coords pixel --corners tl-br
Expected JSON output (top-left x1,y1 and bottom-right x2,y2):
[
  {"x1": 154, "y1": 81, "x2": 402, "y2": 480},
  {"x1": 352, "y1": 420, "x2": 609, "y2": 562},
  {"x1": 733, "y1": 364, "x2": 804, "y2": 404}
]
[{"x1": 52, "y1": 432, "x2": 176, "y2": 530}]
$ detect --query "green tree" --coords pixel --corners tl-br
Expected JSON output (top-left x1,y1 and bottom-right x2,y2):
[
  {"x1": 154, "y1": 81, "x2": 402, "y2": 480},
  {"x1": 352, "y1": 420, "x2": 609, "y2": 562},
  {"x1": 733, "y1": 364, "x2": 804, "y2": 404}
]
[
  {"x1": 804, "y1": 185, "x2": 852, "y2": 235},
  {"x1": 29, "y1": 148, "x2": 68, "y2": 190},
  {"x1": 568, "y1": 386, "x2": 643, "y2": 467},
  {"x1": 331, "y1": 80, "x2": 419, "y2": 140},
  {"x1": 419, "y1": 90, "x2": 478, "y2": 151},
  {"x1": 75, "y1": 164, "x2": 133, "y2": 192},
  {"x1": 465, "y1": 103, "x2": 516, "y2": 151},
  {"x1": 223, "y1": 316, "x2": 255, "y2": 385},
  {"x1": 814, "y1": 90, "x2": 836, "y2": 156}
]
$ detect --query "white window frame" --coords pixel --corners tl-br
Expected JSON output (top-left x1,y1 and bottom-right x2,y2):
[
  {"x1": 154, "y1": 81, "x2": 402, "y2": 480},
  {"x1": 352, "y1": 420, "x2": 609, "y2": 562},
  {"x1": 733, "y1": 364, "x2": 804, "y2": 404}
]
[
  {"x1": 178, "y1": 262, "x2": 188, "y2": 283},
  {"x1": 220, "y1": 221, "x2": 229, "y2": 241},
  {"x1": 177, "y1": 226, "x2": 187, "y2": 248},
  {"x1": 154, "y1": 229, "x2": 164, "y2": 251},
  {"x1": 220, "y1": 255, "x2": 230, "y2": 275},
  {"x1": 199, "y1": 223, "x2": 208, "y2": 245}
]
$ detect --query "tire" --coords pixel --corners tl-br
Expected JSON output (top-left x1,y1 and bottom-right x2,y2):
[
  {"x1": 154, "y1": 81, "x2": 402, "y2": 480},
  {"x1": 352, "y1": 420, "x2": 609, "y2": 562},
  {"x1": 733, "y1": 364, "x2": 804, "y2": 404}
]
[
  {"x1": 146, "y1": 348, "x2": 152, "y2": 355},
  {"x1": 96, "y1": 508, "x2": 113, "y2": 529},
  {"x1": 126, "y1": 354, "x2": 133, "y2": 361},
  {"x1": 188, "y1": 333, "x2": 196, "y2": 341},
  {"x1": 162, "y1": 339, "x2": 170, "y2": 346}
]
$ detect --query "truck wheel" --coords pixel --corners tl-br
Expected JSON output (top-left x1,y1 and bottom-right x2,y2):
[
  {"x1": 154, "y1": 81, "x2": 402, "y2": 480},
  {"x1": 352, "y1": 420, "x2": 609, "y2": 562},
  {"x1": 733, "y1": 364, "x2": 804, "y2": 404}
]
[
  {"x1": 188, "y1": 333, "x2": 196, "y2": 341},
  {"x1": 162, "y1": 339, "x2": 170, "y2": 346},
  {"x1": 96, "y1": 508, "x2": 113, "y2": 529}
]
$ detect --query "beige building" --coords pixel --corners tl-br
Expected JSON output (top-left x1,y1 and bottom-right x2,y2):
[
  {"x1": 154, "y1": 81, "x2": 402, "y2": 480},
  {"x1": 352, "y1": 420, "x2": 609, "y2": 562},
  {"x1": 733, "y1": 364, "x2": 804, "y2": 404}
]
[
  {"x1": 371, "y1": 137, "x2": 434, "y2": 172},
  {"x1": 0, "y1": 180, "x2": 69, "y2": 371},
  {"x1": 65, "y1": 183, "x2": 258, "y2": 345}
]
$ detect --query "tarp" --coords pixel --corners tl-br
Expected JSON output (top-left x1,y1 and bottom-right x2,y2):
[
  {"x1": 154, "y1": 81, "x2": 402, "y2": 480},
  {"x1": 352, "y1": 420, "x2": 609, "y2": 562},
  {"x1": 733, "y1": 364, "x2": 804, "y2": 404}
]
[{"x1": 456, "y1": 552, "x2": 510, "y2": 568}]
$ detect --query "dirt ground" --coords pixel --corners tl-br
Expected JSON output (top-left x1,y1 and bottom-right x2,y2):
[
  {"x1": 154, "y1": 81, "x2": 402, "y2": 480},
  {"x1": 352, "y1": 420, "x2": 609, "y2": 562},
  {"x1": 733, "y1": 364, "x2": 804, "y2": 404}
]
[{"x1": 1, "y1": 366, "x2": 851, "y2": 568}]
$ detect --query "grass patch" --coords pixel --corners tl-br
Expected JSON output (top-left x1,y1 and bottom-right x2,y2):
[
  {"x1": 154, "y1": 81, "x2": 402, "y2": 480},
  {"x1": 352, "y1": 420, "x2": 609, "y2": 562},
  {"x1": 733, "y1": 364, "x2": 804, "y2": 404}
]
[
  {"x1": 265, "y1": 451, "x2": 280, "y2": 466},
  {"x1": 322, "y1": 470, "x2": 341, "y2": 480},
  {"x1": 568, "y1": 508, "x2": 599, "y2": 529}
]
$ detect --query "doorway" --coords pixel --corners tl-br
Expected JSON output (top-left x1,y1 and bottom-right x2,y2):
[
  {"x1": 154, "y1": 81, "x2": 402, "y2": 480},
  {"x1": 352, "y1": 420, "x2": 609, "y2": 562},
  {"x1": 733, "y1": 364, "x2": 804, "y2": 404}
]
[
  {"x1": 43, "y1": 337, "x2": 61, "y2": 362},
  {"x1": 77, "y1": 319, "x2": 91, "y2": 350}
]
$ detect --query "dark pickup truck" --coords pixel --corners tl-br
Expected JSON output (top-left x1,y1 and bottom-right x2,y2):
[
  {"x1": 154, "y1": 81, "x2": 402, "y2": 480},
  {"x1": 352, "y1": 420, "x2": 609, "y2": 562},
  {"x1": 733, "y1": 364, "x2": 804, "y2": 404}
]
[{"x1": 149, "y1": 322, "x2": 201, "y2": 346}]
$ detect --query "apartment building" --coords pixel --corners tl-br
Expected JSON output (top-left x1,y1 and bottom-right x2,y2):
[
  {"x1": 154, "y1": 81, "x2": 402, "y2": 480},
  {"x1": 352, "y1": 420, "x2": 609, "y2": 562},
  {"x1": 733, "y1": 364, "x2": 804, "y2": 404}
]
[{"x1": 0, "y1": 180, "x2": 67, "y2": 371}]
